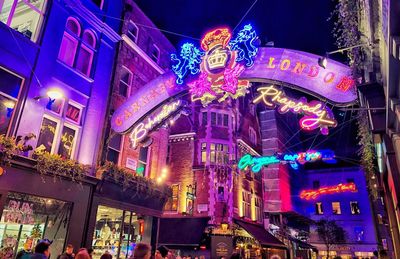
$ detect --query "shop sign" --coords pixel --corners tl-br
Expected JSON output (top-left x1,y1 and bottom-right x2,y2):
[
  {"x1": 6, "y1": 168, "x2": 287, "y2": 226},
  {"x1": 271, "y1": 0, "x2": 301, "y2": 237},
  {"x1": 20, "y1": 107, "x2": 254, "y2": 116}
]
[
  {"x1": 130, "y1": 100, "x2": 182, "y2": 148},
  {"x1": 238, "y1": 150, "x2": 335, "y2": 173},
  {"x1": 211, "y1": 236, "x2": 233, "y2": 259},
  {"x1": 126, "y1": 158, "x2": 137, "y2": 170},
  {"x1": 3, "y1": 200, "x2": 34, "y2": 224},
  {"x1": 253, "y1": 85, "x2": 337, "y2": 134},
  {"x1": 300, "y1": 183, "x2": 357, "y2": 200}
]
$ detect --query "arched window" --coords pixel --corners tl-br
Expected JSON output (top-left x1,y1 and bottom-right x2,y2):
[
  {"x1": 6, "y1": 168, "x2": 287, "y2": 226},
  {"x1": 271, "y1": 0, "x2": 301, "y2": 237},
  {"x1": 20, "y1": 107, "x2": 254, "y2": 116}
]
[
  {"x1": 76, "y1": 30, "x2": 96, "y2": 76},
  {"x1": 119, "y1": 67, "x2": 133, "y2": 97},
  {"x1": 58, "y1": 17, "x2": 81, "y2": 67},
  {"x1": 58, "y1": 18, "x2": 97, "y2": 77}
]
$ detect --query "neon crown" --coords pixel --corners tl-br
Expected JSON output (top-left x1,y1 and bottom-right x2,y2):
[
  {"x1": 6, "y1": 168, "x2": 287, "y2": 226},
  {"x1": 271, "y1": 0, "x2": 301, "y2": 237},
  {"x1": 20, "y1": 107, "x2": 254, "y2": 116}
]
[{"x1": 200, "y1": 28, "x2": 232, "y2": 51}]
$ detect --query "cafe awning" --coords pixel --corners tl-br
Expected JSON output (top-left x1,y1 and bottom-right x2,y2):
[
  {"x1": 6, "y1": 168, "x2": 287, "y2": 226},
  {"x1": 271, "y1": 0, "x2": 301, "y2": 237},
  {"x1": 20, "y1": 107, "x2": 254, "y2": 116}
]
[
  {"x1": 235, "y1": 220, "x2": 286, "y2": 249},
  {"x1": 158, "y1": 217, "x2": 210, "y2": 246}
]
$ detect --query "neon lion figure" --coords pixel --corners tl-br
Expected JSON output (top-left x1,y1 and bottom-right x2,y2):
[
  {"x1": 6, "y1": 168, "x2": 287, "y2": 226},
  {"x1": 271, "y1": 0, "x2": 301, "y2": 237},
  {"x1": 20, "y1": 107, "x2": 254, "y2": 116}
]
[
  {"x1": 171, "y1": 43, "x2": 204, "y2": 84},
  {"x1": 229, "y1": 24, "x2": 258, "y2": 67}
]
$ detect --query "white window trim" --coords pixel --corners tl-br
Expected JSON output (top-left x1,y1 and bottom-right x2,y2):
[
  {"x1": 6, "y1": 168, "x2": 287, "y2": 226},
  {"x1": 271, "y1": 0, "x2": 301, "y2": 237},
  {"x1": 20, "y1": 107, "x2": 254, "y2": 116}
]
[
  {"x1": 60, "y1": 121, "x2": 81, "y2": 159},
  {"x1": 127, "y1": 20, "x2": 139, "y2": 43},
  {"x1": 58, "y1": 32, "x2": 79, "y2": 67},
  {"x1": 40, "y1": 114, "x2": 62, "y2": 155},
  {"x1": 119, "y1": 66, "x2": 133, "y2": 97},
  {"x1": 65, "y1": 100, "x2": 84, "y2": 125},
  {"x1": 151, "y1": 44, "x2": 160, "y2": 63},
  {"x1": 77, "y1": 43, "x2": 94, "y2": 76}
]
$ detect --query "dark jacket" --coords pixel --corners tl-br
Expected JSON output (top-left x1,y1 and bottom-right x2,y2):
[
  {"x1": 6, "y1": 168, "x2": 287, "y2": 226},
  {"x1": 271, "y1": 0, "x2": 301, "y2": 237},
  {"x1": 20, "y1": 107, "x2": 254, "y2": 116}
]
[
  {"x1": 58, "y1": 253, "x2": 74, "y2": 259},
  {"x1": 29, "y1": 253, "x2": 47, "y2": 259}
]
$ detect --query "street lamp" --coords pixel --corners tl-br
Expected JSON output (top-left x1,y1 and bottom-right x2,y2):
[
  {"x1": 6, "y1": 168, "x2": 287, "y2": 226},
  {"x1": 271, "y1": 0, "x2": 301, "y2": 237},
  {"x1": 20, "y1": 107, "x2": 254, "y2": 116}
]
[
  {"x1": 318, "y1": 43, "x2": 372, "y2": 69},
  {"x1": 34, "y1": 88, "x2": 64, "y2": 109}
]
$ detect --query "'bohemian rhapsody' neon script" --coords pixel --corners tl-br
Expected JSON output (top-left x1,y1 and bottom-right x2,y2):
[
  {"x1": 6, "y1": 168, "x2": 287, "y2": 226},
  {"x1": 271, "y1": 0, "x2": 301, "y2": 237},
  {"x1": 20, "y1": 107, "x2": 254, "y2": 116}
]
[
  {"x1": 130, "y1": 100, "x2": 181, "y2": 148},
  {"x1": 300, "y1": 183, "x2": 357, "y2": 200},
  {"x1": 253, "y1": 85, "x2": 337, "y2": 135}
]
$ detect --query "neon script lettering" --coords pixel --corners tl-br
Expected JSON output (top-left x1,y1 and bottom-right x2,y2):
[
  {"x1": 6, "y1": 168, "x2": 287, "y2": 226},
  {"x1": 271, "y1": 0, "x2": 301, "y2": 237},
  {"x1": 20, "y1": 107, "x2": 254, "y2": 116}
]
[
  {"x1": 238, "y1": 154, "x2": 280, "y2": 173},
  {"x1": 253, "y1": 85, "x2": 337, "y2": 135},
  {"x1": 130, "y1": 100, "x2": 181, "y2": 148},
  {"x1": 300, "y1": 183, "x2": 357, "y2": 200}
]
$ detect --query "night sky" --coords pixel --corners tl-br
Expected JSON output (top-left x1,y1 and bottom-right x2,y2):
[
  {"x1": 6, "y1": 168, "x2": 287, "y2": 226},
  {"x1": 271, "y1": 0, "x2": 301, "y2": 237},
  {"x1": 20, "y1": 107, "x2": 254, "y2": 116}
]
[{"x1": 135, "y1": 0, "x2": 360, "y2": 165}]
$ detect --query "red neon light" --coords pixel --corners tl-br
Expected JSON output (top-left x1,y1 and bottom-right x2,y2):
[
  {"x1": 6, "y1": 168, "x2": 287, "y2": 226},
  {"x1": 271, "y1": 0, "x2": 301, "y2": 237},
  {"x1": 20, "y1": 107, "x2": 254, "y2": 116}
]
[
  {"x1": 336, "y1": 76, "x2": 355, "y2": 92},
  {"x1": 300, "y1": 183, "x2": 357, "y2": 200}
]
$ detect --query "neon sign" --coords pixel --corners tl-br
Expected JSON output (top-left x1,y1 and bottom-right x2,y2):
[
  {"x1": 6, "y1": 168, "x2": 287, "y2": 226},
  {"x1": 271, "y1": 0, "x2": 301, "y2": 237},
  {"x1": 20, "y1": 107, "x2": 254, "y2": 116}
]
[
  {"x1": 253, "y1": 85, "x2": 337, "y2": 135},
  {"x1": 238, "y1": 150, "x2": 335, "y2": 173},
  {"x1": 171, "y1": 43, "x2": 203, "y2": 84},
  {"x1": 300, "y1": 183, "x2": 357, "y2": 200},
  {"x1": 229, "y1": 24, "x2": 259, "y2": 67},
  {"x1": 130, "y1": 100, "x2": 182, "y2": 148}
]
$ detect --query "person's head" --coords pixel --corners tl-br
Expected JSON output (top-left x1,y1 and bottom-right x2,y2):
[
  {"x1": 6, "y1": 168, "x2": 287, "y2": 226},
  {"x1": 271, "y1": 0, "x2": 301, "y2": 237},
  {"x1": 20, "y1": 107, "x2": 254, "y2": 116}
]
[
  {"x1": 100, "y1": 252, "x2": 112, "y2": 259},
  {"x1": 155, "y1": 250, "x2": 163, "y2": 259},
  {"x1": 87, "y1": 248, "x2": 94, "y2": 255},
  {"x1": 66, "y1": 244, "x2": 74, "y2": 255},
  {"x1": 75, "y1": 248, "x2": 91, "y2": 259},
  {"x1": 34, "y1": 241, "x2": 51, "y2": 257},
  {"x1": 133, "y1": 243, "x2": 151, "y2": 259}
]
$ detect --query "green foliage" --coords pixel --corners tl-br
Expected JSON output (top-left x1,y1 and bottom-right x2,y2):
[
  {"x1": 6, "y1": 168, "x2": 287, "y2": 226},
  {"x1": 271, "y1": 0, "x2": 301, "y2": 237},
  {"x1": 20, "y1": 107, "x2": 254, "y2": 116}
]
[
  {"x1": 0, "y1": 135, "x2": 22, "y2": 166},
  {"x1": 30, "y1": 224, "x2": 42, "y2": 239},
  {"x1": 357, "y1": 111, "x2": 378, "y2": 199}
]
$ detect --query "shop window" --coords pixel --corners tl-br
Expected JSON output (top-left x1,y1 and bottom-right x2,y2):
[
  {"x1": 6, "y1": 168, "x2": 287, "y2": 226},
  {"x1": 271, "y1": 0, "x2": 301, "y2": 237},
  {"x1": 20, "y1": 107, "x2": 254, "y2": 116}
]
[
  {"x1": 0, "y1": 192, "x2": 72, "y2": 258},
  {"x1": 0, "y1": 67, "x2": 23, "y2": 135},
  {"x1": 137, "y1": 146, "x2": 148, "y2": 176},
  {"x1": 119, "y1": 67, "x2": 133, "y2": 97},
  {"x1": 58, "y1": 17, "x2": 97, "y2": 77},
  {"x1": 242, "y1": 191, "x2": 251, "y2": 218},
  {"x1": 0, "y1": 0, "x2": 47, "y2": 42},
  {"x1": 165, "y1": 184, "x2": 179, "y2": 212},
  {"x1": 332, "y1": 202, "x2": 341, "y2": 215},
  {"x1": 150, "y1": 44, "x2": 160, "y2": 63},
  {"x1": 201, "y1": 111, "x2": 207, "y2": 125},
  {"x1": 350, "y1": 201, "x2": 360, "y2": 215},
  {"x1": 315, "y1": 202, "x2": 323, "y2": 215},
  {"x1": 91, "y1": 0, "x2": 104, "y2": 9},
  {"x1": 92, "y1": 205, "x2": 152, "y2": 259},
  {"x1": 127, "y1": 21, "x2": 138, "y2": 43},
  {"x1": 107, "y1": 134, "x2": 122, "y2": 164},
  {"x1": 201, "y1": 142, "x2": 207, "y2": 163},
  {"x1": 37, "y1": 100, "x2": 83, "y2": 159}
]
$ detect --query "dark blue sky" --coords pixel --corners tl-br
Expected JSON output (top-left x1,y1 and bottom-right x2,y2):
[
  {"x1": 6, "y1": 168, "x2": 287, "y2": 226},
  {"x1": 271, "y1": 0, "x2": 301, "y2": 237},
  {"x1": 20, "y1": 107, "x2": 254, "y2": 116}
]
[{"x1": 135, "y1": 0, "x2": 337, "y2": 55}]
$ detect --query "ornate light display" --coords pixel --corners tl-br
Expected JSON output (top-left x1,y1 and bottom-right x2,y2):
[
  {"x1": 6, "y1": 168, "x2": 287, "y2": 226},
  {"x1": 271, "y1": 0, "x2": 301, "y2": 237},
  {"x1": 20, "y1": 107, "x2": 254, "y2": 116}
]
[
  {"x1": 300, "y1": 183, "x2": 357, "y2": 200},
  {"x1": 171, "y1": 43, "x2": 204, "y2": 85},
  {"x1": 238, "y1": 150, "x2": 336, "y2": 173},
  {"x1": 253, "y1": 85, "x2": 337, "y2": 135},
  {"x1": 229, "y1": 24, "x2": 258, "y2": 67}
]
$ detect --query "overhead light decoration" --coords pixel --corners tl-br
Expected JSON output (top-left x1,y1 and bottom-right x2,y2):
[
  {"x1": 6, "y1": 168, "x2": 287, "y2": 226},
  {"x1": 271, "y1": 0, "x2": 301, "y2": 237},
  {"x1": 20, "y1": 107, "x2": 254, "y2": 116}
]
[
  {"x1": 238, "y1": 150, "x2": 336, "y2": 173},
  {"x1": 253, "y1": 85, "x2": 337, "y2": 135},
  {"x1": 170, "y1": 24, "x2": 258, "y2": 106},
  {"x1": 3, "y1": 101, "x2": 15, "y2": 118},
  {"x1": 300, "y1": 182, "x2": 357, "y2": 200}
]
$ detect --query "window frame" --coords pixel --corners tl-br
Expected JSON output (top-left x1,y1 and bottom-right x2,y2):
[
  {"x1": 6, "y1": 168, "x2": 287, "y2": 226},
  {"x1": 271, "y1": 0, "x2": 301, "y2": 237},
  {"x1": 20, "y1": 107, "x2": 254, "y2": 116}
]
[
  {"x1": 76, "y1": 43, "x2": 95, "y2": 76},
  {"x1": 332, "y1": 202, "x2": 341, "y2": 215},
  {"x1": 151, "y1": 44, "x2": 160, "y2": 63},
  {"x1": 107, "y1": 133, "x2": 123, "y2": 165},
  {"x1": 119, "y1": 66, "x2": 133, "y2": 97},
  {"x1": 350, "y1": 201, "x2": 361, "y2": 215},
  {"x1": 58, "y1": 32, "x2": 79, "y2": 67},
  {"x1": 315, "y1": 202, "x2": 324, "y2": 215},
  {"x1": 127, "y1": 20, "x2": 139, "y2": 43}
]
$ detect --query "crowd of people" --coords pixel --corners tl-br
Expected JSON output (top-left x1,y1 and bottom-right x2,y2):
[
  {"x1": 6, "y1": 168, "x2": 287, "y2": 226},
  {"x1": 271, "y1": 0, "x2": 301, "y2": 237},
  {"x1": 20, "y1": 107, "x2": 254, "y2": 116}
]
[{"x1": 15, "y1": 239, "x2": 243, "y2": 259}]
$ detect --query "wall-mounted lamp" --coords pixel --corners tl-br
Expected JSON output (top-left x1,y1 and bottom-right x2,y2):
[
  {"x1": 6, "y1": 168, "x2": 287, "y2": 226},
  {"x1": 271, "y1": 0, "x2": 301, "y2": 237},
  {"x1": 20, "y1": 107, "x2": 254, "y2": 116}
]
[
  {"x1": 318, "y1": 43, "x2": 372, "y2": 69},
  {"x1": 3, "y1": 101, "x2": 15, "y2": 118},
  {"x1": 34, "y1": 89, "x2": 64, "y2": 110},
  {"x1": 221, "y1": 222, "x2": 229, "y2": 231}
]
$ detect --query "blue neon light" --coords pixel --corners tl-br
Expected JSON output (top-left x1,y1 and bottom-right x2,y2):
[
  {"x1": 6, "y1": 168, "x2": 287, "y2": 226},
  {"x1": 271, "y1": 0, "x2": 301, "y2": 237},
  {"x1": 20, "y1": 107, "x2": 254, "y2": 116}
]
[
  {"x1": 171, "y1": 43, "x2": 204, "y2": 84},
  {"x1": 229, "y1": 24, "x2": 259, "y2": 67}
]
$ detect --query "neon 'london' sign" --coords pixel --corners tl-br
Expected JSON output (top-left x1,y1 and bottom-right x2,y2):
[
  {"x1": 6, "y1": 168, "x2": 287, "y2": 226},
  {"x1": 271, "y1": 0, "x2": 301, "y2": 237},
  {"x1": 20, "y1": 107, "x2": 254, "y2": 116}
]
[
  {"x1": 253, "y1": 85, "x2": 337, "y2": 135},
  {"x1": 130, "y1": 100, "x2": 181, "y2": 148}
]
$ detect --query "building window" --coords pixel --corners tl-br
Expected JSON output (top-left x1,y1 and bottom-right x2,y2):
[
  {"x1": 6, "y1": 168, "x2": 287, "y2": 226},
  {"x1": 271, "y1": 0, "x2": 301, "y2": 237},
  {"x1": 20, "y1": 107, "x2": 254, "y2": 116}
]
[
  {"x1": 58, "y1": 18, "x2": 97, "y2": 77},
  {"x1": 249, "y1": 127, "x2": 257, "y2": 144},
  {"x1": 210, "y1": 112, "x2": 229, "y2": 127},
  {"x1": 332, "y1": 202, "x2": 341, "y2": 215},
  {"x1": 127, "y1": 21, "x2": 138, "y2": 43},
  {"x1": 107, "y1": 134, "x2": 122, "y2": 164},
  {"x1": 0, "y1": 192, "x2": 72, "y2": 258},
  {"x1": 36, "y1": 99, "x2": 83, "y2": 159},
  {"x1": 315, "y1": 202, "x2": 323, "y2": 215},
  {"x1": 150, "y1": 44, "x2": 160, "y2": 63},
  {"x1": 201, "y1": 112, "x2": 207, "y2": 126},
  {"x1": 91, "y1": 0, "x2": 104, "y2": 9},
  {"x1": 217, "y1": 186, "x2": 225, "y2": 202},
  {"x1": 377, "y1": 214, "x2": 383, "y2": 224},
  {"x1": 350, "y1": 201, "x2": 360, "y2": 215},
  {"x1": 119, "y1": 67, "x2": 132, "y2": 97},
  {"x1": 0, "y1": 0, "x2": 47, "y2": 42},
  {"x1": 165, "y1": 184, "x2": 179, "y2": 212},
  {"x1": 255, "y1": 196, "x2": 263, "y2": 222},
  {"x1": 92, "y1": 205, "x2": 152, "y2": 258},
  {"x1": 137, "y1": 146, "x2": 148, "y2": 176},
  {"x1": 313, "y1": 180, "x2": 320, "y2": 189},
  {"x1": 210, "y1": 143, "x2": 228, "y2": 164},
  {"x1": 242, "y1": 191, "x2": 251, "y2": 218},
  {"x1": 0, "y1": 67, "x2": 24, "y2": 135},
  {"x1": 201, "y1": 143, "x2": 207, "y2": 163}
]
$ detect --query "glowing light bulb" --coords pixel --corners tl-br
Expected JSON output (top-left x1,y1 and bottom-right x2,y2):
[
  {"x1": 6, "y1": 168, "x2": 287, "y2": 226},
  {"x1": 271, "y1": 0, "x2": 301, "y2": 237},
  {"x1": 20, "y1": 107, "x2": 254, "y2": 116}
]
[
  {"x1": 46, "y1": 89, "x2": 63, "y2": 100},
  {"x1": 3, "y1": 101, "x2": 15, "y2": 109}
]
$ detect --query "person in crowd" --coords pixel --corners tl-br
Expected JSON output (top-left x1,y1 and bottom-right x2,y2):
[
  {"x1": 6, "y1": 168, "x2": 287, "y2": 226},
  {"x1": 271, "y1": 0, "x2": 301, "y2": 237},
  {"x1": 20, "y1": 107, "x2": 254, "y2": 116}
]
[
  {"x1": 30, "y1": 240, "x2": 52, "y2": 259},
  {"x1": 230, "y1": 253, "x2": 241, "y2": 259},
  {"x1": 156, "y1": 246, "x2": 168, "y2": 259},
  {"x1": 87, "y1": 248, "x2": 94, "y2": 258},
  {"x1": 131, "y1": 243, "x2": 151, "y2": 259},
  {"x1": 75, "y1": 248, "x2": 91, "y2": 259},
  {"x1": 100, "y1": 251, "x2": 112, "y2": 259},
  {"x1": 58, "y1": 244, "x2": 74, "y2": 259}
]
